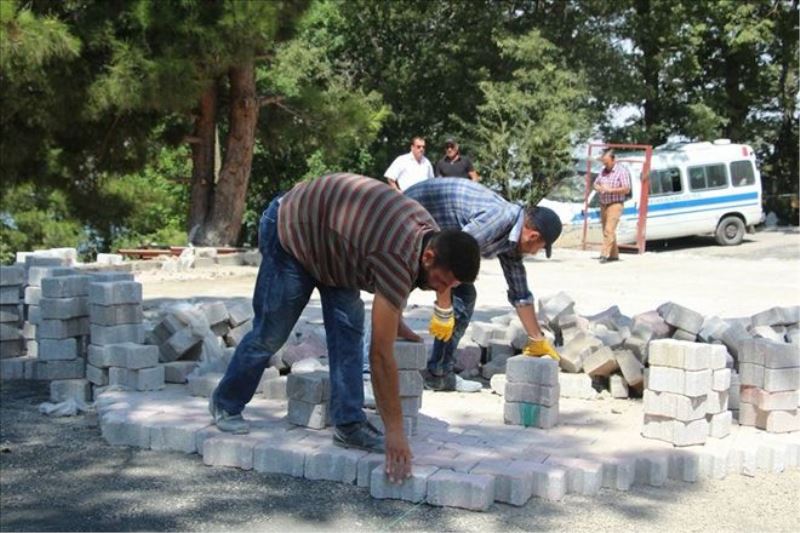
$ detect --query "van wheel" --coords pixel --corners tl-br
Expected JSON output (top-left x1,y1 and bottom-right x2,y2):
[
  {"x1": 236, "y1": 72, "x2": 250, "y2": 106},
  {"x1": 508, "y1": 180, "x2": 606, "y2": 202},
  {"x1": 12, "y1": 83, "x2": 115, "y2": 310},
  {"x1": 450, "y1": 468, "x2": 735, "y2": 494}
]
[{"x1": 715, "y1": 216, "x2": 745, "y2": 246}]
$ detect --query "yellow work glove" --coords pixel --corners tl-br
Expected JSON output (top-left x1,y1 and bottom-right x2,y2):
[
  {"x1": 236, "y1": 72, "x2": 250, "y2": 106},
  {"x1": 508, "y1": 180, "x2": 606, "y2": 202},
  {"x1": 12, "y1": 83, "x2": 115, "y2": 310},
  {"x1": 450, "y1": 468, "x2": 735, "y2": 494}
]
[
  {"x1": 522, "y1": 336, "x2": 560, "y2": 361},
  {"x1": 429, "y1": 304, "x2": 455, "y2": 342}
]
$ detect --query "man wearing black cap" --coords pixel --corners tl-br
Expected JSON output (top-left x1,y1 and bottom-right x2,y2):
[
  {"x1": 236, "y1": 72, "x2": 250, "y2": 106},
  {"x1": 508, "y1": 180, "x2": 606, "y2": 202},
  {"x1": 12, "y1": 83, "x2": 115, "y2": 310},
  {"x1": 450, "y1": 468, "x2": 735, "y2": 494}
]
[
  {"x1": 435, "y1": 138, "x2": 480, "y2": 181},
  {"x1": 404, "y1": 178, "x2": 563, "y2": 391}
]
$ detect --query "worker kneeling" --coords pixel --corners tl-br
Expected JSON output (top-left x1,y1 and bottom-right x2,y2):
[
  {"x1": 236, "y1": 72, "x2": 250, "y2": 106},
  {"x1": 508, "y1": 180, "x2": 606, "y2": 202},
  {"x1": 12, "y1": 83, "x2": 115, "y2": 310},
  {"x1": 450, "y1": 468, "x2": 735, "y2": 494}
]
[{"x1": 209, "y1": 173, "x2": 480, "y2": 483}]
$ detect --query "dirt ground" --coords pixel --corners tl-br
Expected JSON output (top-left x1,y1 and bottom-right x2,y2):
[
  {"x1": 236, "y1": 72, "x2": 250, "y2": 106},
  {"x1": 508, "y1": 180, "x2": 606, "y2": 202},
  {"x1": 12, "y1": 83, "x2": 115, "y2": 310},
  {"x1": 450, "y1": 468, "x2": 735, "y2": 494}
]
[{"x1": 1, "y1": 228, "x2": 799, "y2": 531}]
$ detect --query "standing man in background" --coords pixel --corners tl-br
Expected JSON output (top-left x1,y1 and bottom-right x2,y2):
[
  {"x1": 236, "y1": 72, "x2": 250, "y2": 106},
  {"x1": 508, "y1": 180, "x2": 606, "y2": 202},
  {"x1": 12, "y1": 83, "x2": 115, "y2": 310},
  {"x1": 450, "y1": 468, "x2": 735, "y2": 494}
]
[
  {"x1": 593, "y1": 149, "x2": 631, "y2": 263},
  {"x1": 384, "y1": 136, "x2": 434, "y2": 192},
  {"x1": 435, "y1": 138, "x2": 480, "y2": 181}
]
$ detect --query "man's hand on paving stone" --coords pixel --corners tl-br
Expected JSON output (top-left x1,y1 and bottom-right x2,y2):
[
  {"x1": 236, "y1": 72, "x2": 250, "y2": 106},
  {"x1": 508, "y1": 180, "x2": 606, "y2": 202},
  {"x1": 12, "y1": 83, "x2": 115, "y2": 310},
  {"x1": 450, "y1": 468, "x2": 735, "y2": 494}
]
[
  {"x1": 523, "y1": 336, "x2": 560, "y2": 361},
  {"x1": 429, "y1": 304, "x2": 455, "y2": 341},
  {"x1": 384, "y1": 428, "x2": 413, "y2": 483}
]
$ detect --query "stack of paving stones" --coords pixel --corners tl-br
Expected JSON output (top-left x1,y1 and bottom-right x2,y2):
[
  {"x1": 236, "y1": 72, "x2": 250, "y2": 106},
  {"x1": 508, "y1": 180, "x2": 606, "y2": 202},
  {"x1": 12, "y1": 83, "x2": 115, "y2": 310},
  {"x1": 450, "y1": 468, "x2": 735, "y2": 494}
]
[
  {"x1": 642, "y1": 339, "x2": 730, "y2": 445},
  {"x1": 38, "y1": 273, "x2": 94, "y2": 401},
  {"x1": 737, "y1": 337, "x2": 800, "y2": 433},
  {"x1": 503, "y1": 355, "x2": 559, "y2": 429},
  {"x1": 286, "y1": 370, "x2": 330, "y2": 429},
  {"x1": 87, "y1": 275, "x2": 163, "y2": 395},
  {"x1": 23, "y1": 260, "x2": 76, "y2": 359},
  {"x1": 0, "y1": 266, "x2": 25, "y2": 362},
  {"x1": 381, "y1": 340, "x2": 426, "y2": 436}
]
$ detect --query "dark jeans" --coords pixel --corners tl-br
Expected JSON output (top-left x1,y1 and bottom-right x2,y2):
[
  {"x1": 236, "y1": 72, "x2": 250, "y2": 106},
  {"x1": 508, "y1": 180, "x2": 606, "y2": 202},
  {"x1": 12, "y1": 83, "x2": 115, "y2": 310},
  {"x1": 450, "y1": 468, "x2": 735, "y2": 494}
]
[
  {"x1": 427, "y1": 283, "x2": 477, "y2": 376},
  {"x1": 215, "y1": 196, "x2": 366, "y2": 427}
]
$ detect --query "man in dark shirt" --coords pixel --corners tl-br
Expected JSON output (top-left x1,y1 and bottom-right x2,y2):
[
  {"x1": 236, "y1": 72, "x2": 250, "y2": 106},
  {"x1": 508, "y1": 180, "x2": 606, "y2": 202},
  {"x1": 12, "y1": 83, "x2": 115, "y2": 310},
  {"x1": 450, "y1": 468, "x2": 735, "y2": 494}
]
[{"x1": 435, "y1": 138, "x2": 480, "y2": 181}]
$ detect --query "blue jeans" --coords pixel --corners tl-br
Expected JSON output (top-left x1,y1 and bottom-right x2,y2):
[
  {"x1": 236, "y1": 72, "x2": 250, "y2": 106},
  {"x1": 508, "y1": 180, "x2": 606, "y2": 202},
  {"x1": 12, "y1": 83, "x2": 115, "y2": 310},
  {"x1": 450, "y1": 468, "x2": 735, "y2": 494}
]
[
  {"x1": 428, "y1": 283, "x2": 477, "y2": 376},
  {"x1": 215, "y1": 196, "x2": 366, "y2": 427}
]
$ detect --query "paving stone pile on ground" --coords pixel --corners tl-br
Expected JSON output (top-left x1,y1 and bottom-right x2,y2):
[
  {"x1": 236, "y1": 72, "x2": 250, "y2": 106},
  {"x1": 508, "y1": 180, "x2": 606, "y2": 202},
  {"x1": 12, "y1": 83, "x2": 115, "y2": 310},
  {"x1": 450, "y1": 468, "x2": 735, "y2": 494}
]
[{"x1": 0, "y1": 265, "x2": 25, "y2": 361}]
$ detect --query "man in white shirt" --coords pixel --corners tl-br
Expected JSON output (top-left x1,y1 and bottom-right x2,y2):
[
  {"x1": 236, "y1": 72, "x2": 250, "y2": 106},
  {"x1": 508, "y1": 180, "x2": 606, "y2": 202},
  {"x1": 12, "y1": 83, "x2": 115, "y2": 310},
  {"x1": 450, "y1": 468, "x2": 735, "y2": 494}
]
[{"x1": 384, "y1": 136, "x2": 434, "y2": 192}]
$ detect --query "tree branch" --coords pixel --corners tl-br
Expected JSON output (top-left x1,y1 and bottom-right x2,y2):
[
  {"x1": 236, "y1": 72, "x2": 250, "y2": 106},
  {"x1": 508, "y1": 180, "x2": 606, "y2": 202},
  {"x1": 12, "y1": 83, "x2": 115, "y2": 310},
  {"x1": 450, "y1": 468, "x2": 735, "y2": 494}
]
[{"x1": 258, "y1": 95, "x2": 284, "y2": 107}]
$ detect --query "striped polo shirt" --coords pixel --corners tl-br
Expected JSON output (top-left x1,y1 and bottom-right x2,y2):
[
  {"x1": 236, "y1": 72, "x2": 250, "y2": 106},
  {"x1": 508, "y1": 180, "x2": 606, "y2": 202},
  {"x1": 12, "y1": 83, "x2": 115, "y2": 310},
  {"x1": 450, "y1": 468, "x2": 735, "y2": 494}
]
[{"x1": 277, "y1": 173, "x2": 439, "y2": 310}]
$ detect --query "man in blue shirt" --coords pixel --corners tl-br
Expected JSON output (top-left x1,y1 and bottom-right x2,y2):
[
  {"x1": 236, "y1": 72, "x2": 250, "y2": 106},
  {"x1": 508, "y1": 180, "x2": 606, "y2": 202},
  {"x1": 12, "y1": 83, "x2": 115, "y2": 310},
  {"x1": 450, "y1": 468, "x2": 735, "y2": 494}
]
[{"x1": 404, "y1": 178, "x2": 563, "y2": 391}]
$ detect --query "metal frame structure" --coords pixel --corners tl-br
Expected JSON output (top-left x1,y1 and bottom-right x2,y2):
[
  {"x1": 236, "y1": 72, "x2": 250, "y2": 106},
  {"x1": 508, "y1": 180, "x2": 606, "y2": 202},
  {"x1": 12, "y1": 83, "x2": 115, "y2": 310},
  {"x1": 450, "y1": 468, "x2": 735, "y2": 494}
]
[{"x1": 581, "y1": 143, "x2": 654, "y2": 254}]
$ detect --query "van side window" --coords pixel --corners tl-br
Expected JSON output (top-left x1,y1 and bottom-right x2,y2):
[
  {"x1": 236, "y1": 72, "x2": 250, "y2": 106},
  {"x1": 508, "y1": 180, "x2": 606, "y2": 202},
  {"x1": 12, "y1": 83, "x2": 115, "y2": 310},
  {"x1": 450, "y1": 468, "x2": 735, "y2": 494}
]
[
  {"x1": 649, "y1": 168, "x2": 682, "y2": 196},
  {"x1": 730, "y1": 160, "x2": 755, "y2": 187},
  {"x1": 688, "y1": 163, "x2": 728, "y2": 191}
]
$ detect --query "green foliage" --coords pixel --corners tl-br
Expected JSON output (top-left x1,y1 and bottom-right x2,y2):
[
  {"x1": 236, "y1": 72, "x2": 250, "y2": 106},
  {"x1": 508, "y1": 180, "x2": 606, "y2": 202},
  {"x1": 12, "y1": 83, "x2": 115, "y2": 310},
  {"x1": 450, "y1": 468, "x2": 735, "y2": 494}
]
[
  {"x1": 465, "y1": 30, "x2": 590, "y2": 203},
  {"x1": 0, "y1": 184, "x2": 84, "y2": 264},
  {"x1": 80, "y1": 143, "x2": 191, "y2": 252}
]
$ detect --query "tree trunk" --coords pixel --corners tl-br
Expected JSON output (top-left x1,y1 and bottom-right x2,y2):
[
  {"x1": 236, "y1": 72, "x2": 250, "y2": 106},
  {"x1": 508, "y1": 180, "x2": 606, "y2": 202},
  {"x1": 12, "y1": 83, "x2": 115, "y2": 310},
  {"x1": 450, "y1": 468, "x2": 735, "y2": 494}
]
[
  {"x1": 198, "y1": 64, "x2": 259, "y2": 246},
  {"x1": 188, "y1": 82, "x2": 217, "y2": 243},
  {"x1": 636, "y1": 0, "x2": 663, "y2": 145}
]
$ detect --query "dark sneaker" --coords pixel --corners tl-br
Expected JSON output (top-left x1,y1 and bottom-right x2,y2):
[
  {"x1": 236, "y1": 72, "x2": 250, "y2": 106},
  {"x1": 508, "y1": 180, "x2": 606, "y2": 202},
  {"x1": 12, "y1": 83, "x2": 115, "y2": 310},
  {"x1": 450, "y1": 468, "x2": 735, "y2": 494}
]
[
  {"x1": 422, "y1": 369, "x2": 456, "y2": 391},
  {"x1": 333, "y1": 420, "x2": 385, "y2": 453},
  {"x1": 209, "y1": 390, "x2": 250, "y2": 434}
]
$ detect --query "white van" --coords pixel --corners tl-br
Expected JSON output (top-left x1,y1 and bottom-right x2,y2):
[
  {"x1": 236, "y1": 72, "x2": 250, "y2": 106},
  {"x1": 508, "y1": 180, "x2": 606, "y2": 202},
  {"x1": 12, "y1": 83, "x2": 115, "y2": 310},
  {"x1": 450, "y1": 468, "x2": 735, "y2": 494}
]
[{"x1": 540, "y1": 140, "x2": 764, "y2": 246}]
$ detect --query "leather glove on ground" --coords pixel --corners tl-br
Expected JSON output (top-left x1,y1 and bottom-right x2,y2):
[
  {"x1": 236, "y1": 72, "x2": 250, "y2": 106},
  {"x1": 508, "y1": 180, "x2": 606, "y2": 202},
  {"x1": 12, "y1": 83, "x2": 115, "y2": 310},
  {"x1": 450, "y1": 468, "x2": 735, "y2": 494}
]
[
  {"x1": 429, "y1": 304, "x2": 455, "y2": 342},
  {"x1": 522, "y1": 337, "x2": 560, "y2": 361}
]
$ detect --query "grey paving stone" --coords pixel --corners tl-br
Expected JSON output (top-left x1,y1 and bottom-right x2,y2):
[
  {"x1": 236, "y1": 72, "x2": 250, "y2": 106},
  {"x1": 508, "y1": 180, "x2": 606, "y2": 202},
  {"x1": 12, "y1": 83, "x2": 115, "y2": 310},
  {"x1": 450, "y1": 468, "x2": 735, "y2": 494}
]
[
  {"x1": 40, "y1": 296, "x2": 89, "y2": 320},
  {"x1": 36, "y1": 317, "x2": 90, "y2": 339},
  {"x1": 370, "y1": 464, "x2": 438, "y2": 503},
  {"x1": 0, "y1": 286, "x2": 21, "y2": 305},
  {"x1": 226, "y1": 301, "x2": 254, "y2": 327},
  {"x1": 394, "y1": 340, "x2": 426, "y2": 370},
  {"x1": 287, "y1": 370, "x2": 330, "y2": 403},
  {"x1": 86, "y1": 364, "x2": 109, "y2": 386},
  {"x1": 503, "y1": 401, "x2": 558, "y2": 429},
  {"x1": 253, "y1": 439, "x2": 314, "y2": 477},
  {"x1": 41, "y1": 275, "x2": 90, "y2": 298},
  {"x1": 35, "y1": 359, "x2": 86, "y2": 380},
  {"x1": 506, "y1": 355, "x2": 558, "y2": 385},
  {"x1": 615, "y1": 349, "x2": 644, "y2": 387},
  {"x1": 304, "y1": 445, "x2": 366, "y2": 484},
  {"x1": 0, "y1": 304, "x2": 22, "y2": 323},
  {"x1": 583, "y1": 346, "x2": 620, "y2": 378},
  {"x1": 89, "y1": 303, "x2": 143, "y2": 326},
  {"x1": 262, "y1": 375, "x2": 288, "y2": 399},
  {"x1": 398, "y1": 370, "x2": 423, "y2": 396},
  {"x1": 50, "y1": 378, "x2": 91, "y2": 402},
  {"x1": 503, "y1": 382, "x2": 559, "y2": 407},
  {"x1": 88, "y1": 281, "x2": 143, "y2": 305},
  {"x1": 426, "y1": 469, "x2": 495, "y2": 511},
  {"x1": 659, "y1": 302, "x2": 704, "y2": 334},
  {"x1": 38, "y1": 338, "x2": 78, "y2": 361},
  {"x1": 0, "y1": 266, "x2": 25, "y2": 286},
  {"x1": 90, "y1": 323, "x2": 145, "y2": 345},
  {"x1": 287, "y1": 398, "x2": 328, "y2": 429},
  {"x1": 471, "y1": 459, "x2": 534, "y2": 506}
]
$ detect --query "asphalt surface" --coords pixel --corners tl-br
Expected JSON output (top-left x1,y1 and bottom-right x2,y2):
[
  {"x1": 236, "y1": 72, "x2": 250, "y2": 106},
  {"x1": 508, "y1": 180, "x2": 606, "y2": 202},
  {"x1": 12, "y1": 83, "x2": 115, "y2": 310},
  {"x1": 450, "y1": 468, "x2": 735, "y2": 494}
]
[{"x1": 2, "y1": 380, "x2": 799, "y2": 532}]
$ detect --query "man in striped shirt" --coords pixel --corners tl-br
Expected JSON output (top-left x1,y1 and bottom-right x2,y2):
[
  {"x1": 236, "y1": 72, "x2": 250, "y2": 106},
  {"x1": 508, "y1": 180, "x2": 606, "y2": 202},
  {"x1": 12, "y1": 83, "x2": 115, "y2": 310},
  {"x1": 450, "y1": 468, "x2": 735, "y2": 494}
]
[
  {"x1": 210, "y1": 173, "x2": 480, "y2": 483},
  {"x1": 405, "y1": 178, "x2": 563, "y2": 391},
  {"x1": 593, "y1": 149, "x2": 631, "y2": 263}
]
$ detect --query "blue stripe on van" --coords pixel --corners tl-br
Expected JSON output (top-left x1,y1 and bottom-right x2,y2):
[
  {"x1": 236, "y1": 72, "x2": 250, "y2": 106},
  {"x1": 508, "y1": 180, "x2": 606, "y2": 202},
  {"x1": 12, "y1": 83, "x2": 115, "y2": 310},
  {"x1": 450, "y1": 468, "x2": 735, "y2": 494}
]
[{"x1": 574, "y1": 191, "x2": 759, "y2": 222}]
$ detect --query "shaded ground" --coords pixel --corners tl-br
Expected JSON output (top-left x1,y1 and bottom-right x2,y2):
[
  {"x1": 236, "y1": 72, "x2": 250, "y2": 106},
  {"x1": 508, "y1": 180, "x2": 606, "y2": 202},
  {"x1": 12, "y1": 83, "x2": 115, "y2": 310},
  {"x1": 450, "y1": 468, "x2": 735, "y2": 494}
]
[{"x1": 2, "y1": 380, "x2": 799, "y2": 532}]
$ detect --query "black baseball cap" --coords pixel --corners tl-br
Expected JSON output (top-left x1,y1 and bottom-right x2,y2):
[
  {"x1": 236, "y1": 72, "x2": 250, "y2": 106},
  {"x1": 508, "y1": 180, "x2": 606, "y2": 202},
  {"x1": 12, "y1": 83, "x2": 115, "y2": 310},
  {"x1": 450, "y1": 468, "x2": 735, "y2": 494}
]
[
  {"x1": 444, "y1": 137, "x2": 458, "y2": 147},
  {"x1": 524, "y1": 206, "x2": 563, "y2": 258}
]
